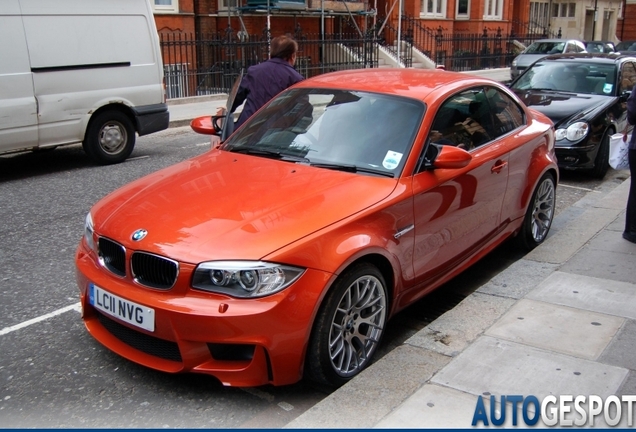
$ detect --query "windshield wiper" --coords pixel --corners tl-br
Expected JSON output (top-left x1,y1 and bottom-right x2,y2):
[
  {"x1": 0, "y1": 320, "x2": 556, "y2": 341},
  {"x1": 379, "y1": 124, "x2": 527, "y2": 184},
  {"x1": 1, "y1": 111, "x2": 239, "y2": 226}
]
[
  {"x1": 309, "y1": 162, "x2": 395, "y2": 178},
  {"x1": 231, "y1": 148, "x2": 309, "y2": 163}
]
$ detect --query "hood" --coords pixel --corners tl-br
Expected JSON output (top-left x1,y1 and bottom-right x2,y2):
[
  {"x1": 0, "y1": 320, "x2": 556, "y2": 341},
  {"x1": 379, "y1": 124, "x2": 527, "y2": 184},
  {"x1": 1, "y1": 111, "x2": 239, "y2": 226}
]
[
  {"x1": 511, "y1": 90, "x2": 614, "y2": 127},
  {"x1": 91, "y1": 150, "x2": 398, "y2": 264}
]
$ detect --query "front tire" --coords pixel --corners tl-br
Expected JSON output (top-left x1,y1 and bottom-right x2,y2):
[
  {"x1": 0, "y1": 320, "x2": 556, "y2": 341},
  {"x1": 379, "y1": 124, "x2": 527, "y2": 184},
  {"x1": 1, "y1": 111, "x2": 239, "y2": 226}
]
[
  {"x1": 83, "y1": 111, "x2": 136, "y2": 165},
  {"x1": 590, "y1": 132, "x2": 610, "y2": 179},
  {"x1": 306, "y1": 263, "x2": 388, "y2": 388},
  {"x1": 517, "y1": 173, "x2": 556, "y2": 250}
]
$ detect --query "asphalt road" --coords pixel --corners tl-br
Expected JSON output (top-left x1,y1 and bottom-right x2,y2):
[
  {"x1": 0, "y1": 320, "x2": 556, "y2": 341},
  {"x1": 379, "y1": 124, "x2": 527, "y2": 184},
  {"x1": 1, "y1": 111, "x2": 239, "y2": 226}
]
[{"x1": 0, "y1": 127, "x2": 629, "y2": 427}]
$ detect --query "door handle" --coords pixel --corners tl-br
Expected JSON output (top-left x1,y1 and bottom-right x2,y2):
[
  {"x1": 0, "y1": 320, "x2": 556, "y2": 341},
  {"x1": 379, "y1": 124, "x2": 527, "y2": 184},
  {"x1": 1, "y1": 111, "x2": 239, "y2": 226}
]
[{"x1": 491, "y1": 160, "x2": 507, "y2": 173}]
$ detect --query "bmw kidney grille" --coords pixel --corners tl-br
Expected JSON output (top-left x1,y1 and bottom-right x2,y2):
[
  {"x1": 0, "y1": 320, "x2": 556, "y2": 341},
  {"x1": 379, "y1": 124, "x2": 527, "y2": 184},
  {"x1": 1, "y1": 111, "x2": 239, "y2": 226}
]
[{"x1": 97, "y1": 237, "x2": 178, "y2": 289}]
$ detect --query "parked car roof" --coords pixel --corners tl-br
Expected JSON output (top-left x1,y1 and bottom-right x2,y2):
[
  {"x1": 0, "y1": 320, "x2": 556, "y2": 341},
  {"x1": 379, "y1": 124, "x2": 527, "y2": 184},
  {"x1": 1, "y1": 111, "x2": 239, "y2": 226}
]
[{"x1": 509, "y1": 39, "x2": 586, "y2": 80}]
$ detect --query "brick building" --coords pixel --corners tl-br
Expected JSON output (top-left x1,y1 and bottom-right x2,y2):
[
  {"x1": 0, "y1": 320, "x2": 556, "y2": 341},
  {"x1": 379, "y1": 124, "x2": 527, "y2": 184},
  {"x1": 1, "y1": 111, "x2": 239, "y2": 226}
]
[{"x1": 150, "y1": 0, "x2": 629, "y2": 42}]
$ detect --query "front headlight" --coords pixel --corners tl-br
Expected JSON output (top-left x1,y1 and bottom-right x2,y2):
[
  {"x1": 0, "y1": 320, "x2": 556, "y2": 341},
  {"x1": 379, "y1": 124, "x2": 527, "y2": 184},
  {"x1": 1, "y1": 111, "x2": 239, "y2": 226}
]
[
  {"x1": 192, "y1": 261, "x2": 305, "y2": 298},
  {"x1": 555, "y1": 122, "x2": 589, "y2": 142},
  {"x1": 512, "y1": 59, "x2": 517, "y2": 67},
  {"x1": 84, "y1": 213, "x2": 97, "y2": 253}
]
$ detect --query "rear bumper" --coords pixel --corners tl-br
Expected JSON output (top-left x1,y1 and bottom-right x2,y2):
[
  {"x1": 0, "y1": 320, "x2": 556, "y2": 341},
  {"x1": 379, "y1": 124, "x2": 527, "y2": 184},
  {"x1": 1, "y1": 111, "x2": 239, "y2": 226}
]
[{"x1": 133, "y1": 103, "x2": 169, "y2": 136}]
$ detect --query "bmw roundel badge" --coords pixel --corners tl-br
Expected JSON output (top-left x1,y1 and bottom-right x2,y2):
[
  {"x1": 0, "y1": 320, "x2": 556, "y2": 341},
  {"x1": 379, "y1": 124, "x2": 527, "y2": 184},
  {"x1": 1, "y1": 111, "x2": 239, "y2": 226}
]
[{"x1": 132, "y1": 229, "x2": 148, "y2": 241}]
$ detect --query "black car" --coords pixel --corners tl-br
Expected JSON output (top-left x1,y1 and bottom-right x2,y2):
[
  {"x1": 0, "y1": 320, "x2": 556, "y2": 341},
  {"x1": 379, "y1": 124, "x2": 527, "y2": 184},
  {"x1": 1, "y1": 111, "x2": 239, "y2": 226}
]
[
  {"x1": 616, "y1": 40, "x2": 636, "y2": 52},
  {"x1": 510, "y1": 53, "x2": 636, "y2": 178}
]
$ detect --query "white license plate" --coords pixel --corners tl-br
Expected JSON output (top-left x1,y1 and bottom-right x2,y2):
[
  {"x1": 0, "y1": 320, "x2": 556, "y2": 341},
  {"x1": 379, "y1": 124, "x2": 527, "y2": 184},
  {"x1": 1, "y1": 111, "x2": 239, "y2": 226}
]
[{"x1": 89, "y1": 284, "x2": 155, "y2": 332}]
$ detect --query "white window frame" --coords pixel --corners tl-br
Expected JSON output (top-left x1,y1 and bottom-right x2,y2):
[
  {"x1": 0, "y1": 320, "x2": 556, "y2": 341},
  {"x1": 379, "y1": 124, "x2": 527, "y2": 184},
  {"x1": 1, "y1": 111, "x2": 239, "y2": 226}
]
[
  {"x1": 456, "y1": 0, "x2": 470, "y2": 19},
  {"x1": 420, "y1": 0, "x2": 447, "y2": 18},
  {"x1": 483, "y1": 0, "x2": 503, "y2": 20},
  {"x1": 218, "y1": 0, "x2": 239, "y2": 11},
  {"x1": 152, "y1": 0, "x2": 178, "y2": 13}
]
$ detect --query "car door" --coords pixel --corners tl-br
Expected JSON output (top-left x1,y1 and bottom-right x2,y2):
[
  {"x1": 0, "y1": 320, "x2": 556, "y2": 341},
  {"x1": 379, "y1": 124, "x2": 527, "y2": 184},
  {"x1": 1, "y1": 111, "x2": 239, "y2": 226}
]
[
  {"x1": 0, "y1": 1, "x2": 38, "y2": 152},
  {"x1": 615, "y1": 60, "x2": 636, "y2": 135},
  {"x1": 408, "y1": 87, "x2": 510, "y2": 291}
]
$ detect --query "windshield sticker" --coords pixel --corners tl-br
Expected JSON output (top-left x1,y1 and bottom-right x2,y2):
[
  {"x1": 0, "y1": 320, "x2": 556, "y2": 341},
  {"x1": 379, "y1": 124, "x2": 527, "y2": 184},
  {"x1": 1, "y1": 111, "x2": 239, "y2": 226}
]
[
  {"x1": 383, "y1": 151, "x2": 403, "y2": 170},
  {"x1": 603, "y1": 83, "x2": 613, "y2": 94}
]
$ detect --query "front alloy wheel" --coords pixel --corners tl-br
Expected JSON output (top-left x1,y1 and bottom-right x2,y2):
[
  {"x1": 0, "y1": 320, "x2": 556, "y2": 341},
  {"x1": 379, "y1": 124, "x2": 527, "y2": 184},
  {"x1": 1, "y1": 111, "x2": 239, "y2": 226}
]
[
  {"x1": 307, "y1": 263, "x2": 388, "y2": 388},
  {"x1": 518, "y1": 173, "x2": 556, "y2": 250}
]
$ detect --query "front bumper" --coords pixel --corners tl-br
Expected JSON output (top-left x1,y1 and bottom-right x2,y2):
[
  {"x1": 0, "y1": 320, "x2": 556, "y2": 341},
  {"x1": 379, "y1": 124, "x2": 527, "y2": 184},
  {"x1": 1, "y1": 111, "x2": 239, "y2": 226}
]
[
  {"x1": 75, "y1": 241, "x2": 332, "y2": 387},
  {"x1": 554, "y1": 140, "x2": 598, "y2": 170}
]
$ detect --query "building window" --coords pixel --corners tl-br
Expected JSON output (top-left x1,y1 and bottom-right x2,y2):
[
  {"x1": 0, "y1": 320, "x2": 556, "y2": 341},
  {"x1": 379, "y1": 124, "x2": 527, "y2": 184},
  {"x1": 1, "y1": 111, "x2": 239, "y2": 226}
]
[
  {"x1": 529, "y1": 2, "x2": 549, "y2": 30},
  {"x1": 153, "y1": 0, "x2": 178, "y2": 13},
  {"x1": 218, "y1": 0, "x2": 238, "y2": 11},
  {"x1": 483, "y1": 0, "x2": 503, "y2": 19},
  {"x1": 420, "y1": 0, "x2": 446, "y2": 18},
  {"x1": 456, "y1": 0, "x2": 470, "y2": 18},
  {"x1": 567, "y1": 2, "x2": 575, "y2": 17},
  {"x1": 551, "y1": 2, "x2": 559, "y2": 17}
]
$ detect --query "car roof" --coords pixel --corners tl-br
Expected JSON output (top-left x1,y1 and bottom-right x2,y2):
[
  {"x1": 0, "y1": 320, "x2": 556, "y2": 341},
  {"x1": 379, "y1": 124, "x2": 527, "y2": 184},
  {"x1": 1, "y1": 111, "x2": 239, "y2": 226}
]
[
  {"x1": 536, "y1": 52, "x2": 636, "y2": 63},
  {"x1": 532, "y1": 38, "x2": 572, "y2": 43},
  {"x1": 292, "y1": 68, "x2": 498, "y2": 102},
  {"x1": 584, "y1": 40, "x2": 616, "y2": 47}
]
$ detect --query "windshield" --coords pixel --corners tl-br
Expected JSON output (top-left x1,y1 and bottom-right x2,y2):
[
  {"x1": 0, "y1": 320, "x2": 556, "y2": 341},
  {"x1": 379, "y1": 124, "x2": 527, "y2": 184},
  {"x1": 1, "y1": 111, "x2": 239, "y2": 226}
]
[
  {"x1": 524, "y1": 41, "x2": 564, "y2": 55},
  {"x1": 222, "y1": 88, "x2": 424, "y2": 177},
  {"x1": 511, "y1": 61, "x2": 617, "y2": 95}
]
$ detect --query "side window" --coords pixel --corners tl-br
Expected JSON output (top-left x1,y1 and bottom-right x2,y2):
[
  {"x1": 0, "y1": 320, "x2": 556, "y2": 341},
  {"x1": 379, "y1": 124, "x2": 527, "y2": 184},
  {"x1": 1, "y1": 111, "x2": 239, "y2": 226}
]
[
  {"x1": 485, "y1": 88, "x2": 525, "y2": 137},
  {"x1": 620, "y1": 62, "x2": 636, "y2": 94},
  {"x1": 429, "y1": 87, "x2": 494, "y2": 151}
]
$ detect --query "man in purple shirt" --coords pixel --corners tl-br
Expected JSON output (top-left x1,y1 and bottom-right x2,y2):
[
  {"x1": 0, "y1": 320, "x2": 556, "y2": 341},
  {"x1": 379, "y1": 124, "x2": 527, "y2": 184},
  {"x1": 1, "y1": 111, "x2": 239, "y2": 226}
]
[
  {"x1": 623, "y1": 83, "x2": 636, "y2": 243},
  {"x1": 230, "y1": 35, "x2": 305, "y2": 129}
]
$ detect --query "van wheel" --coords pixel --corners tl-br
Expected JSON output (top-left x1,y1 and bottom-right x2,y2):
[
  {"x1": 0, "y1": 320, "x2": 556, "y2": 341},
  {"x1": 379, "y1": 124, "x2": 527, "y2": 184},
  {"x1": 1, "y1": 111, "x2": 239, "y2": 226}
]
[
  {"x1": 306, "y1": 263, "x2": 388, "y2": 389},
  {"x1": 83, "y1": 111, "x2": 135, "y2": 165}
]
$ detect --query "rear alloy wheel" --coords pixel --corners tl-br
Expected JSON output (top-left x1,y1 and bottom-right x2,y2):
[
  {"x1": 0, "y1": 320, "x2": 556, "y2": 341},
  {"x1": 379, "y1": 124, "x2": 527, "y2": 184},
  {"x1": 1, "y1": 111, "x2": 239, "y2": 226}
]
[
  {"x1": 517, "y1": 173, "x2": 556, "y2": 250},
  {"x1": 590, "y1": 132, "x2": 610, "y2": 179},
  {"x1": 306, "y1": 263, "x2": 388, "y2": 388},
  {"x1": 83, "y1": 111, "x2": 136, "y2": 165}
]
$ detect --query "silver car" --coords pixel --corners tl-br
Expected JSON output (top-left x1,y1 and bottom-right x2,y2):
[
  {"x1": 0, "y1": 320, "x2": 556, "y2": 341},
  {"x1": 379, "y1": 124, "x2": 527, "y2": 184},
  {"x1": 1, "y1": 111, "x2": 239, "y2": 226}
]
[{"x1": 510, "y1": 39, "x2": 586, "y2": 80}]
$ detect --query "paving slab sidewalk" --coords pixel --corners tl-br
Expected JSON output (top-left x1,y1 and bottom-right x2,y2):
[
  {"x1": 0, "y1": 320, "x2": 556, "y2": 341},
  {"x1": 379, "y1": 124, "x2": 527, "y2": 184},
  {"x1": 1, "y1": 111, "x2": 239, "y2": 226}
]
[{"x1": 285, "y1": 178, "x2": 635, "y2": 429}]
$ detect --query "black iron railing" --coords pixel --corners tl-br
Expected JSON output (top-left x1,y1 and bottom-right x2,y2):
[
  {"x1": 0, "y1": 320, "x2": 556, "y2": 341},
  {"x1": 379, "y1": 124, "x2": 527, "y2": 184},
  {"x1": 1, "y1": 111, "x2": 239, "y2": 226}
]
[
  {"x1": 159, "y1": 19, "x2": 559, "y2": 98},
  {"x1": 160, "y1": 30, "x2": 378, "y2": 98}
]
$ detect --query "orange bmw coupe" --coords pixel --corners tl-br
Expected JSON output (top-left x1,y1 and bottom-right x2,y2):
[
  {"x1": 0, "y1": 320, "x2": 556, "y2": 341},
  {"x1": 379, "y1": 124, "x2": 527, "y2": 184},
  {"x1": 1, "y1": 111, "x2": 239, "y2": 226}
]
[{"x1": 75, "y1": 69, "x2": 558, "y2": 388}]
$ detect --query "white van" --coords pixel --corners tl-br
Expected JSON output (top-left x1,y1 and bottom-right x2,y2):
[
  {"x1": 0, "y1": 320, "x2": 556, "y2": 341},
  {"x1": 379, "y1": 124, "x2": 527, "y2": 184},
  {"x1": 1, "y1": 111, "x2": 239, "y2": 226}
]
[{"x1": 0, "y1": 0, "x2": 169, "y2": 164}]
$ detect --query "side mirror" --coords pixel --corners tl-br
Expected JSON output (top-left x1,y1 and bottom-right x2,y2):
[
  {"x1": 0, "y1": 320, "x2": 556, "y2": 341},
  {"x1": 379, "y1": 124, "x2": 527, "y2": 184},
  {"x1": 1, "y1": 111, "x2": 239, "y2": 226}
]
[
  {"x1": 433, "y1": 145, "x2": 472, "y2": 169},
  {"x1": 620, "y1": 90, "x2": 632, "y2": 102},
  {"x1": 190, "y1": 115, "x2": 224, "y2": 136}
]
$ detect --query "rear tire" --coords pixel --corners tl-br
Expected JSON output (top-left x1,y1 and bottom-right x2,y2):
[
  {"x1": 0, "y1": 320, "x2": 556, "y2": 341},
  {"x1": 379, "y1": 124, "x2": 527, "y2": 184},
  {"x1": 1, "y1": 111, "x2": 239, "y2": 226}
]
[
  {"x1": 83, "y1": 111, "x2": 135, "y2": 165},
  {"x1": 517, "y1": 172, "x2": 556, "y2": 250},
  {"x1": 306, "y1": 263, "x2": 388, "y2": 389}
]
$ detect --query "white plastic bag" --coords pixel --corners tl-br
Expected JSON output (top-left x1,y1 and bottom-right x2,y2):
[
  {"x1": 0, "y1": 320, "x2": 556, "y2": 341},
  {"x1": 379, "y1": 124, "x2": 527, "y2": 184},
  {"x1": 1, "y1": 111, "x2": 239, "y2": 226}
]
[{"x1": 609, "y1": 132, "x2": 630, "y2": 170}]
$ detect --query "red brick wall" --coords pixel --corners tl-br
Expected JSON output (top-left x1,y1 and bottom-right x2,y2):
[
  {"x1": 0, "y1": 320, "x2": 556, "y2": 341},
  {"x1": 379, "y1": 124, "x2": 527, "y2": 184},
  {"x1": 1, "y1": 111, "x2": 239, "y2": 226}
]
[{"x1": 617, "y1": 4, "x2": 636, "y2": 42}]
